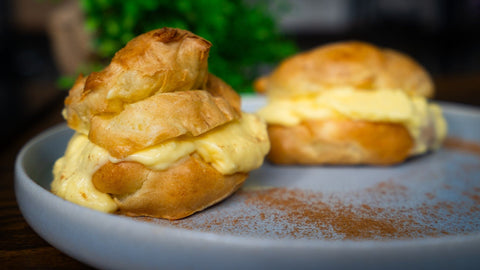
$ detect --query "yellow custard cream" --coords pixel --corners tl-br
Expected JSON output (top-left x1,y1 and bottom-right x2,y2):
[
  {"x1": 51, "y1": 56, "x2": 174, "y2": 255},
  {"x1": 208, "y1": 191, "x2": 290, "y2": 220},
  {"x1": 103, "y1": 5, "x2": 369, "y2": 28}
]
[
  {"x1": 52, "y1": 132, "x2": 117, "y2": 212},
  {"x1": 117, "y1": 112, "x2": 270, "y2": 174},
  {"x1": 258, "y1": 88, "x2": 447, "y2": 154},
  {"x1": 52, "y1": 113, "x2": 270, "y2": 212}
]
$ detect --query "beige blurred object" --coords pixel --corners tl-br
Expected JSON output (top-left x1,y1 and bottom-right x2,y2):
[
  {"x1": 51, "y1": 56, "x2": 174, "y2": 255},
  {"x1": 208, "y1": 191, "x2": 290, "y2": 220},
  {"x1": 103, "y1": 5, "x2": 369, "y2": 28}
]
[
  {"x1": 12, "y1": 0, "x2": 58, "y2": 32},
  {"x1": 47, "y1": 0, "x2": 91, "y2": 75}
]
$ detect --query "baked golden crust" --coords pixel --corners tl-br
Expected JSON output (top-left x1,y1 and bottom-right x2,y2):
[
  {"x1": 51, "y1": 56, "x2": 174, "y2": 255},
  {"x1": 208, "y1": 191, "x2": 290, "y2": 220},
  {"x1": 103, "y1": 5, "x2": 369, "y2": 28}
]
[
  {"x1": 65, "y1": 28, "x2": 211, "y2": 122},
  {"x1": 267, "y1": 120, "x2": 414, "y2": 165},
  {"x1": 89, "y1": 85, "x2": 240, "y2": 158},
  {"x1": 54, "y1": 27, "x2": 268, "y2": 219},
  {"x1": 257, "y1": 41, "x2": 434, "y2": 98},
  {"x1": 92, "y1": 154, "x2": 247, "y2": 220},
  {"x1": 63, "y1": 28, "x2": 241, "y2": 158},
  {"x1": 254, "y1": 41, "x2": 443, "y2": 165}
]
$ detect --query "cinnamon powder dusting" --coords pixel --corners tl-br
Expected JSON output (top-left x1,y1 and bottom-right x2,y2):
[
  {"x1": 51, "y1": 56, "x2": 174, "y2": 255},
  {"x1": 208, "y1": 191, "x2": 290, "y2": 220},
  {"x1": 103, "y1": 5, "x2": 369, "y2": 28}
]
[
  {"x1": 444, "y1": 137, "x2": 480, "y2": 156},
  {"x1": 134, "y1": 136, "x2": 480, "y2": 241},
  {"x1": 137, "y1": 179, "x2": 480, "y2": 241}
]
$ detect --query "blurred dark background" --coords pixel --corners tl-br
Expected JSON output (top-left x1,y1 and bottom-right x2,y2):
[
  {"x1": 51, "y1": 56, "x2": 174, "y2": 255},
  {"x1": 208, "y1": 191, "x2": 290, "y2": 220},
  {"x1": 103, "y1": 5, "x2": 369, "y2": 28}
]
[{"x1": 1, "y1": 0, "x2": 480, "y2": 149}]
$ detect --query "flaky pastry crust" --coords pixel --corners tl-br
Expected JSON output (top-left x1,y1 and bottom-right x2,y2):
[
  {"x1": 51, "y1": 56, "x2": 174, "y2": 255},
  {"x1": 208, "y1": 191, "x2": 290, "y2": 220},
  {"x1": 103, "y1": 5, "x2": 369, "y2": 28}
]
[
  {"x1": 92, "y1": 154, "x2": 247, "y2": 220},
  {"x1": 55, "y1": 28, "x2": 266, "y2": 219},
  {"x1": 89, "y1": 86, "x2": 240, "y2": 158},
  {"x1": 267, "y1": 120, "x2": 414, "y2": 165},
  {"x1": 255, "y1": 41, "x2": 442, "y2": 165},
  {"x1": 256, "y1": 41, "x2": 434, "y2": 98},
  {"x1": 64, "y1": 28, "x2": 241, "y2": 158}
]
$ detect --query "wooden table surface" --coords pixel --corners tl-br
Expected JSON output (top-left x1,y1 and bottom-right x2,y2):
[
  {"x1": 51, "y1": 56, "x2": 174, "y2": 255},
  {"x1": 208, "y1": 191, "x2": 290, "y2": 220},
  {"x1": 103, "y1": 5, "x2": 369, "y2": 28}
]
[{"x1": 0, "y1": 98, "x2": 93, "y2": 269}]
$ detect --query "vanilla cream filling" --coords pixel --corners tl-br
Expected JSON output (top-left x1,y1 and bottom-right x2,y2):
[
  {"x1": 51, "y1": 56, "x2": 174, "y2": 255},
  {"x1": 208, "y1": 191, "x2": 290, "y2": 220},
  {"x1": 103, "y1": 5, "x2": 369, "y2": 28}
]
[
  {"x1": 52, "y1": 113, "x2": 270, "y2": 212},
  {"x1": 114, "y1": 113, "x2": 270, "y2": 174},
  {"x1": 52, "y1": 133, "x2": 117, "y2": 212},
  {"x1": 257, "y1": 88, "x2": 447, "y2": 154}
]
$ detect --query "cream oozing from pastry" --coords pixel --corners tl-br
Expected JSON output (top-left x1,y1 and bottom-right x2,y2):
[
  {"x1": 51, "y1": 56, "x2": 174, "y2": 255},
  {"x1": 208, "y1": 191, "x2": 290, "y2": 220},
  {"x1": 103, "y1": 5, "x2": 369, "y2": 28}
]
[
  {"x1": 51, "y1": 113, "x2": 270, "y2": 212},
  {"x1": 257, "y1": 88, "x2": 447, "y2": 154},
  {"x1": 52, "y1": 132, "x2": 117, "y2": 212}
]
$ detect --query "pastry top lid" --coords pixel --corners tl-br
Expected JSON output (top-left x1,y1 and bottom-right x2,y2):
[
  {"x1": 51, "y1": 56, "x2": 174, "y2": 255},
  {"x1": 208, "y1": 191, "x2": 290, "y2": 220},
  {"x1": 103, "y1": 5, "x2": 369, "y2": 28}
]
[
  {"x1": 64, "y1": 28, "x2": 241, "y2": 157},
  {"x1": 257, "y1": 41, "x2": 434, "y2": 99}
]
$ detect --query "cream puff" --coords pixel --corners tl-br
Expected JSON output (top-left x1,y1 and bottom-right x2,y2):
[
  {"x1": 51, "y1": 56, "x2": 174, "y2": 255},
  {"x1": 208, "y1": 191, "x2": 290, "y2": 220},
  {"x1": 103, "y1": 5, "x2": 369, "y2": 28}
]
[
  {"x1": 255, "y1": 41, "x2": 446, "y2": 165},
  {"x1": 52, "y1": 28, "x2": 270, "y2": 219}
]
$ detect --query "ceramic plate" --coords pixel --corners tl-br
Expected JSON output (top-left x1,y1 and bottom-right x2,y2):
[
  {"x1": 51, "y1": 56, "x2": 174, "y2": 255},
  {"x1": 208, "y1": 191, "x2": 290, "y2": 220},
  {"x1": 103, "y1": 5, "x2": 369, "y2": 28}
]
[{"x1": 15, "y1": 96, "x2": 480, "y2": 270}]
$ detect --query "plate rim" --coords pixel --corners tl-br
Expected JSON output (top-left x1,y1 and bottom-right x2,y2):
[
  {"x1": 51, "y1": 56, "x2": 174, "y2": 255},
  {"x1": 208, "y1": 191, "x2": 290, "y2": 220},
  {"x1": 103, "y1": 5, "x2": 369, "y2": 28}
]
[{"x1": 14, "y1": 99, "x2": 480, "y2": 250}]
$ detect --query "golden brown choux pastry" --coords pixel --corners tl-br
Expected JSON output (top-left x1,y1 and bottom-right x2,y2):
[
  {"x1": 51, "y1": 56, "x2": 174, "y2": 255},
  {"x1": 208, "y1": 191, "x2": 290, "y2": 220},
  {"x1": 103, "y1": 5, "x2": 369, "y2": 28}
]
[
  {"x1": 256, "y1": 41, "x2": 446, "y2": 165},
  {"x1": 52, "y1": 28, "x2": 270, "y2": 219}
]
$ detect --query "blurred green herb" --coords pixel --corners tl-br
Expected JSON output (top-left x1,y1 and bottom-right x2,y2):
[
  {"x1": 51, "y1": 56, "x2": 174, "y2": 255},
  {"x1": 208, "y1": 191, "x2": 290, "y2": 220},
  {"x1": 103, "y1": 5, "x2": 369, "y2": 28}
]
[{"x1": 60, "y1": 0, "x2": 297, "y2": 93}]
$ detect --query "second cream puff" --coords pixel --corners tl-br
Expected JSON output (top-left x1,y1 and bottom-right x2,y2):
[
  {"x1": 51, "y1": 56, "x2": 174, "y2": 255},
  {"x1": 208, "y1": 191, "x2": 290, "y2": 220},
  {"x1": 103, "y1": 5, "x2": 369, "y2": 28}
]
[{"x1": 256, "y1": 41, "x2": 447, "y2": 165}]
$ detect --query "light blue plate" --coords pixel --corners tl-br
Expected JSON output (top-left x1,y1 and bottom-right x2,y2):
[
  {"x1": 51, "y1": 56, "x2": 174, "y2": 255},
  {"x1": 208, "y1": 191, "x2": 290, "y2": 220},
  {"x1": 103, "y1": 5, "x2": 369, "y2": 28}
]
[{"x1": 15, "y1": 96, "x2": 480, "y2": 270}]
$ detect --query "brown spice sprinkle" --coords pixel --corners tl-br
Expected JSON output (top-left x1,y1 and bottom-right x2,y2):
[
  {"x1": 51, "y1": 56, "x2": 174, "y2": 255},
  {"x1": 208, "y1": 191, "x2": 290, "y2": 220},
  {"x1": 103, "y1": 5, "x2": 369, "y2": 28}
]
[
  {"x1": 242, "y1": 188, "x2": 402, "y2": 240},
  {"x1": 444, "y1": 137, "x2": 480, "y2": 156},
  {"x1": 134, "y1": 137, "x2": 480, "y2": 241},
  {"x1": 138, "y1": 179, "x2": 480, "y2": 241}
]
